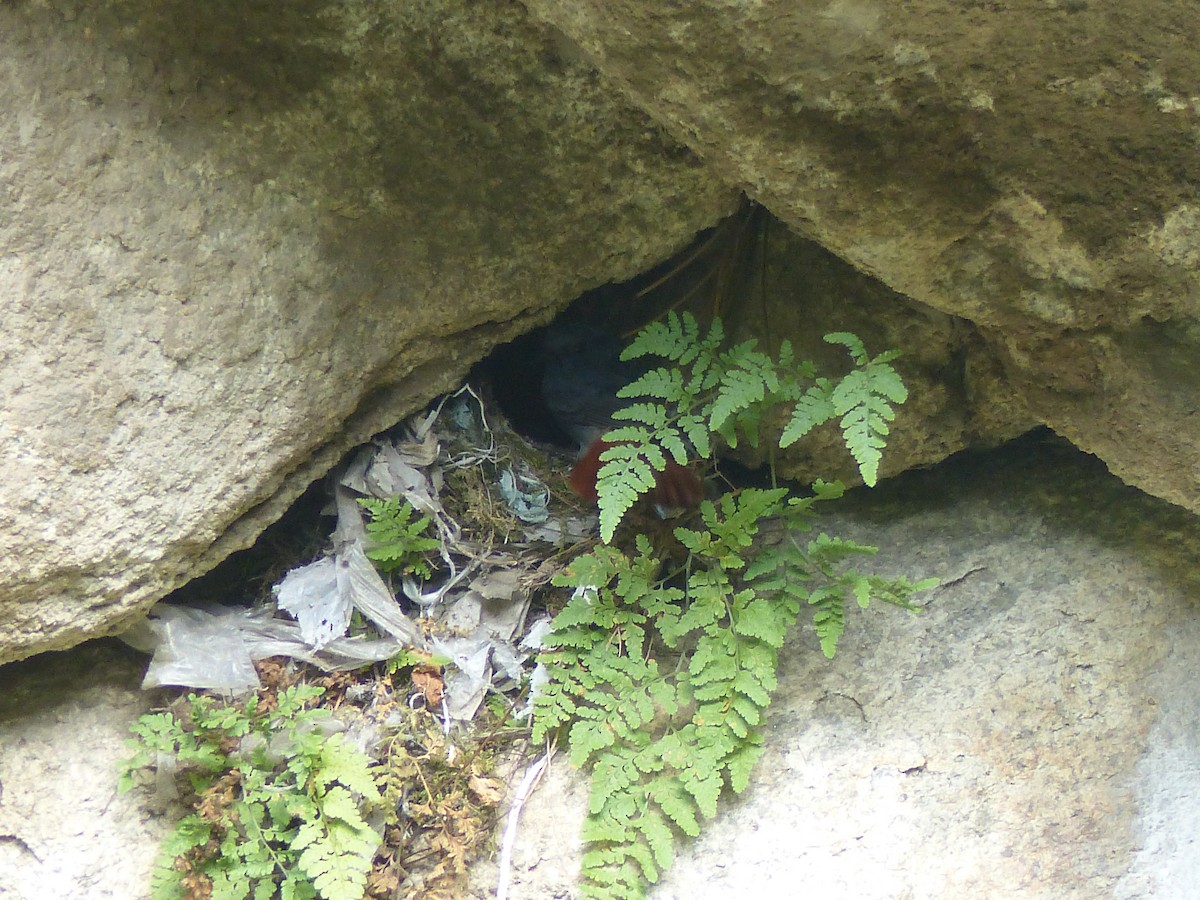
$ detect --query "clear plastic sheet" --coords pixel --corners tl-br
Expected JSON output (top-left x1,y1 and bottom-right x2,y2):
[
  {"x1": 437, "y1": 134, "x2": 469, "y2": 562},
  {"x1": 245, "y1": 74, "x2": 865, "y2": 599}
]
[{"x1": 125, "y1": 385, "x2": 565, "y2": 718}]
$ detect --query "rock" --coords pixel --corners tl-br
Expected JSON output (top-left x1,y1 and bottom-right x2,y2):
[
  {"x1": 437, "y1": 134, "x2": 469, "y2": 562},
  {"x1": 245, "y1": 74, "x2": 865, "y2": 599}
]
[
  {"x1": 524, "y1": 0, "x2": 1200, "y2": 513},
  {"x1": 0, "y1": 643, "x2": 164, "y2": 899},
  {"x1": 10, "y1": 0, "x2": 1199, "y2": 664},
  {"x1": 0, "y1": 0, "x2": 733, "y2": 663}
]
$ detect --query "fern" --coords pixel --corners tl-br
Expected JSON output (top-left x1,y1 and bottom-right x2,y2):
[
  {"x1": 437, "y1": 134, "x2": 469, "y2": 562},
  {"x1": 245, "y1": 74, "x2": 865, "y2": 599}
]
[
  {"x1": 778, "y1": 378, "x2": 837, "y2": 449},
  {"x1": 293, "y1": 784, "x2": 380, "y2": 900},
  {"x1": 593, "y1": 312, "x2": 906, "y2": 539},
  {"x1": 814, "y1": 333, "x2": 907, "y2": 487},
  {"x1": 120, "y1": 685, "x2": 382, "y2": 900},
  {"x1": 593, "y1": 441, "x2": 667, "y2": 542},
  {"x1": 360, "y1": 496, "x2": 441, "y2": 577},
  {"x1": 534, "y1": 315, "x2": 934, "y2": 898}
]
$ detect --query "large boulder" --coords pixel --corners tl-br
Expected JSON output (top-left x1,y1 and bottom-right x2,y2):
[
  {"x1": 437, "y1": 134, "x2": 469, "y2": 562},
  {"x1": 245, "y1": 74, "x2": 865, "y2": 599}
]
[
  {"x1": 0, "y1": 0, "x2": 734, "y2": 664},
  {"x1": 524, "y1": 0, "x2": 1200, "y2": 512}
]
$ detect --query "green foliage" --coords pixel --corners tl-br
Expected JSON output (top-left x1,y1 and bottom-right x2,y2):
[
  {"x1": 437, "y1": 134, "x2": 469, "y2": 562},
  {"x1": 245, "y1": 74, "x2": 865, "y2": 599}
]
[
  {"x1": 534, "y1": 314, "x2": 933, "y2": 898},
  {"x1": 799, "y1": 332, "x2": 908, "y2": 487},
  {"x1": 594, "y1": 312, "x2": 907, "y2": 541},
  {"x1": 384, "y1": 646, "x2": 451, "y2": 676},
  {"x1": 120, "y1": 685, "x2": 382, "y2": 900},
  {"x1": 359, "y1": 496, "x2": 441, "y2": 578},
  {"x1": 744, "y1": 486, "x2": 937, "y2": 659}
]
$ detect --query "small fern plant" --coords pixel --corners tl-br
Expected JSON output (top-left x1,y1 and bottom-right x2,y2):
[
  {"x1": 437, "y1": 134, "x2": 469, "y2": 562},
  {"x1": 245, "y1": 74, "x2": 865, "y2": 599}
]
[
  {"x1": 532, "y1": 312, "x2": 934, "y2": 898},
  {"x1": 360, "y1": 496, "x2": 440, "y2": 578},
  {"x1": 120, "y1": 685, "x2": 382, "y2": 900}
]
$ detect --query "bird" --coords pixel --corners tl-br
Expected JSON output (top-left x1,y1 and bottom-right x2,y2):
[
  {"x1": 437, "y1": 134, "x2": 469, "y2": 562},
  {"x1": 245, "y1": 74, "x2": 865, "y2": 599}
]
[{"x1": 540, "y1": 318, "x2": 703, "y2": 510}]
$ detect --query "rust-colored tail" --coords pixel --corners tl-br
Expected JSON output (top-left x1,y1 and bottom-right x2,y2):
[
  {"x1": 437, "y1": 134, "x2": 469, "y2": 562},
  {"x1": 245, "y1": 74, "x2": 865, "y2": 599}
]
[{"x1": 568, "y1": 439, "x2": 703, "y2": 510}]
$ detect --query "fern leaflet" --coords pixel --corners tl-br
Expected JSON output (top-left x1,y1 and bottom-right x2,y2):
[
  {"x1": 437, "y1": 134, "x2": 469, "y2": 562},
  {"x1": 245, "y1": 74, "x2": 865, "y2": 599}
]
[
  {"x1": 593, "y1": 314, "x2": 910, "y2": 539},
  {"x1": 122, "y1": 686, "x2": 382, "y2": 900},
  {"x1": 824, "y1": 334, "x2": 908, "y2": 486}
]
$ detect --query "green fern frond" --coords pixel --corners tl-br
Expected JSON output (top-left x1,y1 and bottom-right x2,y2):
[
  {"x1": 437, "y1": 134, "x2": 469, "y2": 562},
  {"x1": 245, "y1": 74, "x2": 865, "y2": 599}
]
[
  {"x1": 654, "y1": 428, "x2": 690, "y2": 465},
  {"x1": 617, "y1": 366, "x2": 684, "y2": 401},
  {"x1": 611, "y1": 401, "x2": 672, "y2": 429},
  {"x1": 707, "y1": 341, "x2": 778, "y2": 438},
  {"x1": 596, "y1": 446, "x2": 662, "y2": 542},
  {"x1": 731, "y1": 595, "x2": 790, "y2": 648},
  {"x1": 294, "y1": 795, "x2": 380, "y2": 900},
  {"x1": 360, "y1": 497, "x2": 440, "y2": 577},
  {"x1": 150, "y1": 815, "x2": 211, "y2": 900},
  {"x1": 825, "y1": 337, "x2": 908, "y2": 486},
  {"x1": 806, "y1": 531, "x2": 879, "y2": 567},
  {"x1": 125, "y1": 687, "x2": 381, "y2": 900},
  {"x1": 313, "y1": 734, "x2": 383, "y2": 803},
  {"x1": 701, "y1": 489, "x2": 788, "y2": 558},
  {"x1": 823, "y1": 331, "x2": 870, "y2": 366},
  {"x1": 695, "y1": 331, "x2": 778, "y2": 449},
  {"x1": 598, "y1": 424, "x2": 653, "y2": 450},
  {"x1": 779, "y1": 378, "x2": 837, "y2": 448},
  {"x1": 807, "y1": 585, "x2": 847, "y2": 658},
  {"x1": 621, "y1": 310, "x2": 703, "y2": 364},
  {"x1": 833, "y1": 377, "x2": 891, "y2": 486},
  {"x1": 677, "y1": 414, "x2": 711, "y2": 458},
  {"x1": 850, "y1": 572, "x2": 938, "y2": 612}
]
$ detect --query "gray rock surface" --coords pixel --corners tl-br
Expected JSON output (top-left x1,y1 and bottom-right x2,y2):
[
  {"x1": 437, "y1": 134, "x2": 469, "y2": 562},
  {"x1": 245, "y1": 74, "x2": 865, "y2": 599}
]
[
  {"x1": 0, "y1": 644, "x2": 162, "y2": 898},
  {"x1": 0, "y1": 0, "x2": 732, "y2": 663},
  {"x1": 3, "y1": 436, "x2": 1198, "y2": 897},
  {"x1": 524, "y1": 0, "x2": 1200, "y2": 516}
]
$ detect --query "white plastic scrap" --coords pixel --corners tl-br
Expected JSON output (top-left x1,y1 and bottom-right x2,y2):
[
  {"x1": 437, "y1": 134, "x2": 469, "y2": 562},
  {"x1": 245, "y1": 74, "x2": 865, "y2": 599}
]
[
  {"x1": 271, "y1": 538, "x2": 427, "y2": 650},
  {"x1": 124, "y1": 605, "x2": 405, "y2": 692},
  {"x1": 470, "y1": 569, "x2": 532, "y2": 640},
  {"x1": 498, "y1": 468, "x2": 550, "y2": 524},
  {"x1": 522, "y1": 515, "x2": 595, "y2": 546},
  {"x1": 519, "y1": 617, "x2": 554, "y2": 651},
  {"x1": 124, "y1": 605, "x2": 260, "y2": 693},
  {"x1": 330, "y1": 449, "x2": 372, "y2": 546},
  {"x1": 364, "y1": 443, "x2": 439, "y2": 515},
  {"x1": 393, "y1": 427, "x2": 440, "y2": 467},
  {"x1": 432, "y1": 638, "x2": 495, "y2": 721},
  {"x1": 334, "y1": 539, "x2": 427, "y2": 647},
  {"x1": 514, "y1": 617, "x2": 554, "y2": 720},
  {"x1": 401, "y1": 557, "x2": 476, "y2": 609},
  {"x1": 428, "y1": 569, "x2": 533, "y2": 721},
  {"x1": 273, "y1": 557, "x2": 351, "y2": 652}
]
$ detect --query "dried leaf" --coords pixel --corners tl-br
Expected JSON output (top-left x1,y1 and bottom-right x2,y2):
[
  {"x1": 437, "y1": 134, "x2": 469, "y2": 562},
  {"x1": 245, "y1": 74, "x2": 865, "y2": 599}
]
[
  {"x1": 411, "y1": 665, "x2": 445, "y2": 707},
  {"x1": 467, "y1": 775, "x2": 504, "y2": 806}
]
